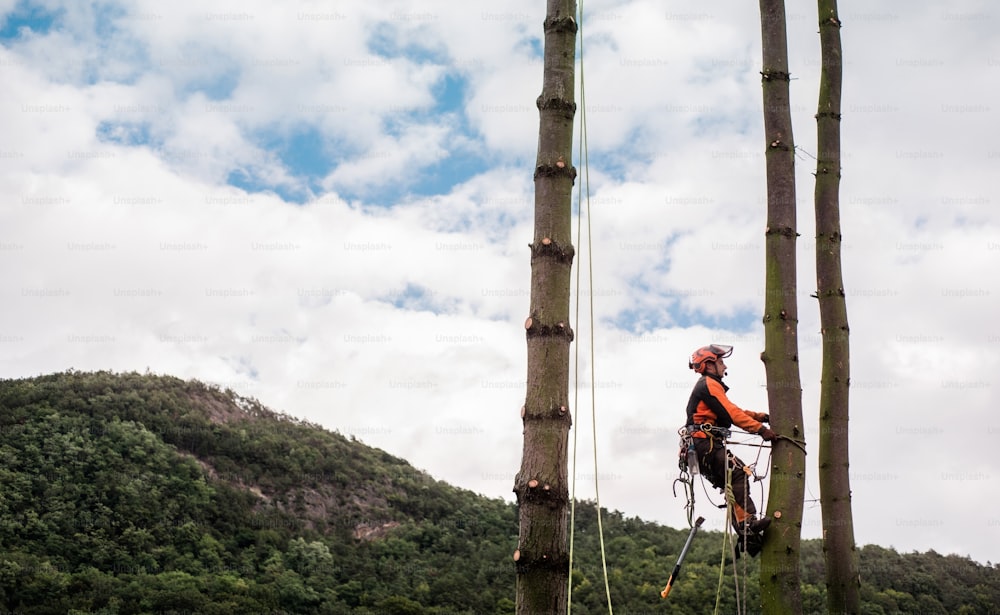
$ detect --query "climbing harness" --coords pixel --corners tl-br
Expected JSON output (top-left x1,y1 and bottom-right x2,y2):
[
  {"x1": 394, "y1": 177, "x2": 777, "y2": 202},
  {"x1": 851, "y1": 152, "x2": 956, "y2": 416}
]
[{"x1": 674, "y1": 426, "x2": 769, "y2": 518}]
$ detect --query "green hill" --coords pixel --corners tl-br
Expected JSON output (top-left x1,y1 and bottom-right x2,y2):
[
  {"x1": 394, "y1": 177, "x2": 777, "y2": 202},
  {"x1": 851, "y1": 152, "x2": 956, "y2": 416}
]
[{"x1": 0, "y1": 371, "x2": 997, "y2": 614}]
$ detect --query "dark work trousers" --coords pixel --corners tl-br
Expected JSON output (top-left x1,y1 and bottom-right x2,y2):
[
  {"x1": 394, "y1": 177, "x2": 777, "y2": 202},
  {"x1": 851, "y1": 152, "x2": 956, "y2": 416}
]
[{"x1": 693, "y1": 436, "x2": 756, "y2": 529}]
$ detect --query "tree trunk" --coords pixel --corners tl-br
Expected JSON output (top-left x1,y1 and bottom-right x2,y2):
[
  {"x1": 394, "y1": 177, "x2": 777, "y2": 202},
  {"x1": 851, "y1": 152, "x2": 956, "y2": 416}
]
[
  {"x1": 513, "y1": 2, "x2": 577, "y2": 614},
  {"x1": 815, "y1": 2, "x2": 860, "y2": 613},
  {"x1": 757, "y1": 1, "x2": 806, "y2": 612}
]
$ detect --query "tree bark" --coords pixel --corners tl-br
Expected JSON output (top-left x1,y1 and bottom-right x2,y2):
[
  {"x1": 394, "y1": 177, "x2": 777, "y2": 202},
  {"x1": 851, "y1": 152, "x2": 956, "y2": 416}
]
[
  {"x1": 514, "y1": 2, "x2": 577, "y2": 614},
  {"x1": 757, "y1": 1, "x2": 806, "y2": 612},
  {"x1": 815, "y1": 2, "x2": 860, "y2": 613}
]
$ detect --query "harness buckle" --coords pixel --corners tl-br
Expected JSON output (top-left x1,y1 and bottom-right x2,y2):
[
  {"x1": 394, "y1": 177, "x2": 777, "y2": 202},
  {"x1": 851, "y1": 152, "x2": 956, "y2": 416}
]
[{"x1": 687, "y1": 423, "x2": 730, "y2": 440}]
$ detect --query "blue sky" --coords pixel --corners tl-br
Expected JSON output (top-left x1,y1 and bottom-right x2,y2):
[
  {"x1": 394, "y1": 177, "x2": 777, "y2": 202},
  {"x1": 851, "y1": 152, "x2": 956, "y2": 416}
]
[
  {"x1": 0, "y1": 2, "x2": 485, "y2": 204},
  {"x1": 2, "y1": 0, "x2": 999, "y2": 565},
  {"x1": 0, "y1": 3, "x2": 57, "y2": 39}
]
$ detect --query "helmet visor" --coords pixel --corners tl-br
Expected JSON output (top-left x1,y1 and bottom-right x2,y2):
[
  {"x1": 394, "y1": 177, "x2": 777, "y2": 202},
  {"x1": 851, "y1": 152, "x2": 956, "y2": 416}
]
[{"x1": 708, "y1": 344, "x2": 733, "y2": 359}]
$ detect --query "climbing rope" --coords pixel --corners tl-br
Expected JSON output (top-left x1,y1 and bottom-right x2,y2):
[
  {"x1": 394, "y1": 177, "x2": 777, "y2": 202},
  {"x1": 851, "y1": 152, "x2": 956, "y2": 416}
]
[
  {"x1": 567, "y1": 2, "x2": 614, "y2": 614},
  {"x1": 714, "y1": 439, "x2": 736, "y2": 615}
]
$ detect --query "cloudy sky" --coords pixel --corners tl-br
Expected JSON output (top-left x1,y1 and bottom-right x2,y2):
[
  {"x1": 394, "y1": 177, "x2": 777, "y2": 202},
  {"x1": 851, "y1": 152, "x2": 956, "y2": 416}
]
[{"x1": 2, "y1": 0, "x2": 999, "y2": 565}]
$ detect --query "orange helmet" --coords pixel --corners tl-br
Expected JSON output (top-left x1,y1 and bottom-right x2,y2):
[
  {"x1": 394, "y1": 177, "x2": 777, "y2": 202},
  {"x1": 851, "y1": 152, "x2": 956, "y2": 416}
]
[{"x1": 689, "y1": 344, "x2": 733, "y2": 373}]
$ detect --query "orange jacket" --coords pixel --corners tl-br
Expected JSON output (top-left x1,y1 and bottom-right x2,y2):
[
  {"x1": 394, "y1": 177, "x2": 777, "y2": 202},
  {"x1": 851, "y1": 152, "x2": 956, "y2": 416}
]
[{"x1": 685, "y1": 374, "x2": 767, "y2": 437}]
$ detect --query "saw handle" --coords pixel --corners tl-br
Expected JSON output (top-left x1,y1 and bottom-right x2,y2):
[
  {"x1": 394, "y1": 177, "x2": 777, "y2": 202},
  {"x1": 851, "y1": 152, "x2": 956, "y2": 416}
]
[
  {"x1": 659, "y1": 516, "x2": 705, "y2": 599},
  {"x1": 660, "y1": 564, "x2": 681, "y2": 598}
]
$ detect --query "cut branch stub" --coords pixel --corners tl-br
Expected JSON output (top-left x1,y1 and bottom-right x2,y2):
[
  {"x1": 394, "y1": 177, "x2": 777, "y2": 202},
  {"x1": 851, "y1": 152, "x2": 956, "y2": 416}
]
[
  {"x1": 512, "y1": 548, "x2": 570, "y2": 574},
  {"x1": 553, "y1": 404, "x2": 572, "y2": 428},
  {"x1": 523, "y1": 404, "x2": 572, "y2": 427},
  {"x1": 815, "y1": 111, "x2": 842, "y2": 121},
  {"x1": 524, "y1": 314, "x2": 575, "y2": 342},
  {"x1": 543, "y1": 15, "x2": 578, "y2": 34},
  {"x1": 536, "y1": 95, "x2": 577, "y2": 120},
  {"x1": 534, "y1": 162, "x2": 577, "y2": 181},
  {"x1": 529, "y1": 237, "x2": 575, "y2": 265},
  {"x1": 515, "y1": 476, "x2": 569, "y2": 508},
  {"x1": 761, "y1": 69, "x2": 791, "y2": 82},
  {"x1": 765, "y1": 225, "x2": 799, "y2": 238}
]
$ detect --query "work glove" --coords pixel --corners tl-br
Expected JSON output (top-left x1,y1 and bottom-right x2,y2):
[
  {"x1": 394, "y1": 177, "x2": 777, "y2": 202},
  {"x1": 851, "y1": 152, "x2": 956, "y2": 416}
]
[
  {"x1": 758, "y1": 426, "x2": 776, "y2": 442},
  {"x1": 758, "y1": 413, "x2": 770, "y2": 423}
]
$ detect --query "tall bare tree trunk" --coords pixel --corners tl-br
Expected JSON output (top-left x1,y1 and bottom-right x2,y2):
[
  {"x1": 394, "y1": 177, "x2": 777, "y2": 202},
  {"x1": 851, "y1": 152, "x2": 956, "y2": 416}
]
[
  {"x1": 757, "y1": 1, "x2": 806, "y2": 612},
  {"x1": 814, "y1": 2, "x2": 860, "y2": 613},
  {"x1": 513, "y1": 2, "x2": 577, "y2": 613}
]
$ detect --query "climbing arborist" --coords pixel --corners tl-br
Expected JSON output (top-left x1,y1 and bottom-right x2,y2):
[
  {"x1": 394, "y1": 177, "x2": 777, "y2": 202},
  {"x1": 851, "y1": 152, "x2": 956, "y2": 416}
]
[{"x1": 683, "y1": 344, "x2": 775, "y2": 555}]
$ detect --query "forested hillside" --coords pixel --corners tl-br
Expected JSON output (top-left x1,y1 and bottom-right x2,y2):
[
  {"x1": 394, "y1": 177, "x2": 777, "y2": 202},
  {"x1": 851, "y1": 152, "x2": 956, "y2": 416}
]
[{"x1": 0, "y1": 371, "x2": 997, "y2": 614}]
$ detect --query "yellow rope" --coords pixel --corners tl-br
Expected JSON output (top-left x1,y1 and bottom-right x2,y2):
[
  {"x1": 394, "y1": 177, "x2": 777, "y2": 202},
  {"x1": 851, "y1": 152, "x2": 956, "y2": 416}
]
[
  {"x1": 567, "y1": 1, "x2": 613, "y2": 613},
  {"x1": 713, "y1": 443, "x2": 754, "y2": 615},
  {"x1": 715, "y1": 447, "x2": 734, "y2": 615}
]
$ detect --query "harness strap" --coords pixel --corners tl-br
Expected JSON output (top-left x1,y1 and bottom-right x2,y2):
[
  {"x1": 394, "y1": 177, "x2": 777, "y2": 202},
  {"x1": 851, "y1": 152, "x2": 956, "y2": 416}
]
[{"x1": 686, "y1": 423, "x2": 731, "y2": 440}]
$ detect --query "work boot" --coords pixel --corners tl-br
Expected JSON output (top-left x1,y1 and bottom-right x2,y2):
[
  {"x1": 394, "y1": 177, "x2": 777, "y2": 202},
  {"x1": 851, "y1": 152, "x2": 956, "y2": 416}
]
[
  {"x1": 746, "y1": 516, "x2": 771, "y2": 535},
  {"x1": 735, "y1": 516, "x2": 770, "y2": 536},
  {"x1": 744, "y1": 531, "x2": 765, "y2": 557},
  {"x1": 732, "y1": 517, "x2": 769, "y2": 559},
  {"x1": 733, "y1": 531, "x2": 766, "y2": 559}
]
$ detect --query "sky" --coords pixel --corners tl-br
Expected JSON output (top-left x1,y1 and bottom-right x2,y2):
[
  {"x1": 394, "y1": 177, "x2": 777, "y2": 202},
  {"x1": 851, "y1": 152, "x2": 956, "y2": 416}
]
[{"x1": 1, "y1": 0, "x2": 998, "y2": 567}]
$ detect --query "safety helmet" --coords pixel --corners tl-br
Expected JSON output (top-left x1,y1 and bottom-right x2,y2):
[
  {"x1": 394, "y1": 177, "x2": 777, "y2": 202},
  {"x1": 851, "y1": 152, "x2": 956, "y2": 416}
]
[{"x1": 689, "y1": 344, "x2": 733, "y2": 373}]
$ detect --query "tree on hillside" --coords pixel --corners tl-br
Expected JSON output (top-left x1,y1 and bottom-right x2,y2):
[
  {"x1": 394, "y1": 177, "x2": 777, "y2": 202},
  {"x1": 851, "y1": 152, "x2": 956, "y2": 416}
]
[
  {"x1": 757, "y1": 0, "x2": 807, "y2": 612},
  {"x1": 3, "y1": 373, "x2": 1000, "y2": 612},
  {"x1": 513, "y1": 1, "x2": 577, "y2": 614},
  {"x1": 814, "y1": 1, "x2": 860, "y2": 612}
]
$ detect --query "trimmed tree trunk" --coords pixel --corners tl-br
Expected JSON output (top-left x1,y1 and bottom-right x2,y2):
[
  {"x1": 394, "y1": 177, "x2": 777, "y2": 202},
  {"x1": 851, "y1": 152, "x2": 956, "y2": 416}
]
[
  {"x1": 513, "y1": 2, "x2": 577, "y2": 614},
  {"x1": 757, "y1": 1, "x2": 806, "y2": 612},
  {"x1": 815, "y1": 3, "x2": 860, "y2": 613}
]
